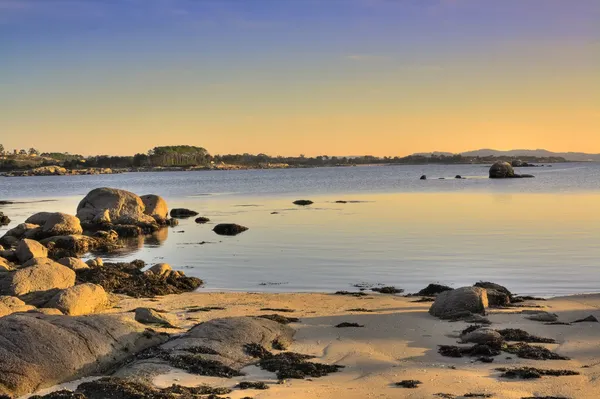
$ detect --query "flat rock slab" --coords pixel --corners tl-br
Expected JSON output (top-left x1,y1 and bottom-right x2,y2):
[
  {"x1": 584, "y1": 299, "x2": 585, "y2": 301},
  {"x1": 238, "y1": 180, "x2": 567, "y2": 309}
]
[{"x1": 0, "y1": 313, "x2": 168, "y2": 397}]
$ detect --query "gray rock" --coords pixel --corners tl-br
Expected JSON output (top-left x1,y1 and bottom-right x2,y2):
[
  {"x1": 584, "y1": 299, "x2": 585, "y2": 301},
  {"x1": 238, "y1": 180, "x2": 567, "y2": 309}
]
[
  {"x1": 116, "y1": 316, "x2": 294, "y2": 382},
  {"x1": 429, "y1": 287, "x2": 488, "y2": 319},
  {"x1": 526, "y1": 311, "x2": 559, "y2": 322},
  {"x1": 460, "y1": 327, "x2": 503, "y2": 346},
  {"x1": 15, "y1": 239, "x2": 48, "y2": 263},
  {"x1": 134, "y1": 307, "x2": 178, "y2": 328},
  {"x1": 0, "y1": 313, "x2": 168, "y2": 397}
]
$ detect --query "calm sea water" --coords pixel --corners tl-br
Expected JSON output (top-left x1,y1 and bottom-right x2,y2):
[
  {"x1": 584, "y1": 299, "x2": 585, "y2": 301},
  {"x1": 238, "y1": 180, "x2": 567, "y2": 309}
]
[{"x1": 2, "y1": 163, "x2": 600, "y2": 297}]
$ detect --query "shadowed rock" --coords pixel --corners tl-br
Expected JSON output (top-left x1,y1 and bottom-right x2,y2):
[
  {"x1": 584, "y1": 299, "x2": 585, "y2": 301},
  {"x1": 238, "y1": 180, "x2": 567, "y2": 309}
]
[
  {"x1": 293, "y1": 200, "x2": 313, "y2": 206},
  {"x1": 0, "y1": 313, "x2": 167, "y2": 397},
  {"x1": 170, "y1": 208, "x2": 198, "y2": 218},
  {"x1": 429, "y1": 287, "x2": 488, "y2": 319},
  {"x1": 213, "y1": 224, "x2": 248, "y2": 236}
]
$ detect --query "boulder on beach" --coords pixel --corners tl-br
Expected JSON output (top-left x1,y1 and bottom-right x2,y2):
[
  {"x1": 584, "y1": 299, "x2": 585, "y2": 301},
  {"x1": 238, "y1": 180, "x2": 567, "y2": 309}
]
[
  {"x1": 0, "y1": 313, "x2": 168, "y2": 397},
  {"x1": 140, "y1": 194, "x2": 169, "y2": 222},
  {"x1": 76, "y1": 187, "x2": 157, "y2": 226},
  {"x1": 474, "y1": 281, "x2": 512, "y2": 306},
  {"x1": 134, "y1": 307, "x2": 178, "y2": 328},
  {"x1": 116, "y1": 316, "x2": 294, "y2": 381},
  {"x1": 169, "y1": 208, "x2": 199, "y2": 218},
  {"x1": 25, "y1": 212, "x2": 83, "y2": 237},
  {"x1": 45, "y1": 283, "x2": 110, "y2": 315},
  {"x1": 15, "y1": 238, "x2": 48, "y2": 263},
  {"x1": 213, "y1": 223, "x2": 249, "y2": 236},
  {"x1": 429, "y1": 287, "x2": 488, "y2": 319},
  {"x1": 0, "y1": 257, "x2": 76, "y2": 296}
]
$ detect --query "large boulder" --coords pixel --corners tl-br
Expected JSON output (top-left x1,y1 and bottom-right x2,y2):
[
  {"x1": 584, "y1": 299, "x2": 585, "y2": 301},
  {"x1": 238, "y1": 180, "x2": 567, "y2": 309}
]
[
  {"x1": 429, "y1": 287, "x2": 488, "y2": 319},
  {"x1": 0, "y1": 296, "x2": 36, "y2": 317},
  {"x1": 45, "y1": 283, "x2": 110, "y2": 315},
  {"x1": 15, "y1": 238, "x2": 48, "y2": 263},
  {"x1": 140, "y1": 195, "x2": 169, "y2": 222},
  {"x1": 489, "y1": 161, "x2": 515, "y2": 178},
  {"x1": 116, "y1": 316, "x2": 294, "y2": 381},
  {"x1": 76, "y1": 187, "x2": 156, "y2": 226},
  {"x1": 0, "y1": 257, "x2": 75, "y2": 296},
  {"x1": 25, "y1": 212, "x2": 83, "y2": 237},
  {"x1": 0, "y1": 313, "x2": 168, "y2": 397}
]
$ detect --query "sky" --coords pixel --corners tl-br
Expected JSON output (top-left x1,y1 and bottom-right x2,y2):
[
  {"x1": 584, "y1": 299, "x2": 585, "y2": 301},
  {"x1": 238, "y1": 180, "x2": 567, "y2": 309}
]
[{"x1": 0, "y1": 0, "x2": 599, "y2": 157}]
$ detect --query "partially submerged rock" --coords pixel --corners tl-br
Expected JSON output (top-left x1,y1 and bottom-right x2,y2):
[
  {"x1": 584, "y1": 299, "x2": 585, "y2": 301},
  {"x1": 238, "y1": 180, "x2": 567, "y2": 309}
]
[
  {"x1": 293, "y1": 200, "x2": 313, "y2": 206},
  {"x1": 213, "y1": 223, "x2": 248, "y2": 236},
  {"x1": 77, "y1": 188, "x2": 157, "y2": 226},
  {"x1": 77, "y1": 261, "x2": 202, "y2": 298},
  {"x1": 429, "y1": 287, "x2": 488, "y2": 319},
  {"x1": 194, "y1": 216, "x2": 210, "y2": 224},
  {"x1": 416, "y1": 283, "x2": 453, "y2": 296},
  {"x1": 0, "y1": 313, "x2": 167, "y2": 397},
  {"x1": 169, "y1": 208, "x2": 198, "y2": 218},
  {"x1": 0, "y1": 212, "x2": 10, "y2": 226},
  {"x1": 371, "y1": 286, "x2": 403, "y2": 294},
  {"x1": 489, "y1": 161, "x2": 534, "y2": 179},
  {"x1": 140, "y1": 195, "x2": 168, "y2": 223}
]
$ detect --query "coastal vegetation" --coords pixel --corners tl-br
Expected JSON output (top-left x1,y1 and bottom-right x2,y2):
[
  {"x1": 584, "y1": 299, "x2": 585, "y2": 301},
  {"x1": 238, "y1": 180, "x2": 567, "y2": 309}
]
[{"x1": 0, "y1": 143, "x2": 568, "y2": 175}]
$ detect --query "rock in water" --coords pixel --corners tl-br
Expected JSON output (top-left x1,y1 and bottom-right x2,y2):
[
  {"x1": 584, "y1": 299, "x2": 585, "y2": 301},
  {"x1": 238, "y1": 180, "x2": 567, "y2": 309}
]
[
  {"x1": 420, "y1": 175, "x2": 427, "y2": 180},
  {"x1": 15, "y1": 239, "x2": 48, "y2": 263},
  {"x1": 0, "y1": 313, "x2": 167, "y2": 397},
  {"x1": 213, "y1": 224, "x2": 249, "y2": 236},
  {"x1": 195, "y1": 216, "x2": 210, "y2": 224},
  {"x1": 417, "y1": 283, "x2": 453, "y2": 296},
  {"x1": 489, "y1": 161, "x2": 515, "y2": 178},
  {"x1": 140, "y1": 195, "x2": 169, "y2": 223},
  {"x1": 429, "y1": 287, "x2": 488, "y2": 319},
  {"x1": 293, "y1": 200, "x2": 313, "y2": 206},
  {"x1": 0, "y1": 212, "x2": 10, "y2": 226},
  {"x1": 0, "y1": 257, "x2": 76, "y2": 296},
  {"x1": 170, "y1": 208, "x2": 199, "y2": 218},
  {"x1": 76, "y1": 187, "x2": 156, "y2": 225}
]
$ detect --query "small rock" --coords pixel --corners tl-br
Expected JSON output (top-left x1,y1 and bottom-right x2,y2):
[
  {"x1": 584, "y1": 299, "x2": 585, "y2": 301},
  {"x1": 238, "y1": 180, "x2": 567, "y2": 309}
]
[
  {"x1": 134, "y1": 307, "x2": 179, "y2": 328},
  {"x1": 194, "y1": 217, "x2": 210, "y2": 224},
  {"x1": 526, "y1": 312, "x2": 559, "y2": 322},
  {"x1": 146, "y1": 263, "x2": 173, "y2": 277},
  {"x1": 170, "y1": 208, "x2": 199, "y2": 218},
  {"x1": 213, "y1": 224, "x2": 249, "y2": 236},
  {"x1": 420, "y1": 175, "x2": 427, "y2": 180},
  {"x1": 572, "y1": 315, "x2": 598, "y2": 323},
  {"x1": 57, "y1": 257, "x2": 90, "y2": 271},
  {"x1": 395, "y1": 380, "x2": 422, "y2": 388},
  {"x1": 293, "y1": 200, "x2": 313, "y2": 206}
]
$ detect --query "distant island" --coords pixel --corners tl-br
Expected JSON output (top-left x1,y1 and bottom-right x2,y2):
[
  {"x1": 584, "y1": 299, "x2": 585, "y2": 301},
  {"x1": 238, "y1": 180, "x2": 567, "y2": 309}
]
[{"x1": 0, "y1": 144, "x2": 591, "y2": 177}]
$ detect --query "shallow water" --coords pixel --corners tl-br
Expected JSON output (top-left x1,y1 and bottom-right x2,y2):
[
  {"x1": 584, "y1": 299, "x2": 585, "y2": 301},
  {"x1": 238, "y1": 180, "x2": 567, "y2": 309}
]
[{"x1": 2, "y1": 163, "x2": 600, "y2": 297}]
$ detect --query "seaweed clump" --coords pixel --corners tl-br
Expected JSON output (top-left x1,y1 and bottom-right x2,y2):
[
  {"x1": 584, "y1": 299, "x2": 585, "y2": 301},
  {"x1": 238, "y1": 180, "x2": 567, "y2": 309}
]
[
  {"x1": 77, "y1": 261, "x2": 203, "y2": 298},
  {"x1": 29, "y1": 377, "x2": 233, "y2": 399},
  {"x1": 395, "y1": 380, "x2": 422, "y2": 388},
  {"x1": 497, "y1": 328, "x2": 556, "y2": 343},
  {"x1": 496, "y1": 367, "x2": 580, "y2": 379},
  {"x1": 438, "y1": 344, "x2": 501, "y2": 358},
  {"x1": 244, "y1": 344, "x2": 344, "y2": 380},
  {"x1": 236, "y1": 381, "x2": 269, "y2": 390},
  {"x1": 503, "y1": 343, "x2": 569, "y2": 360}
]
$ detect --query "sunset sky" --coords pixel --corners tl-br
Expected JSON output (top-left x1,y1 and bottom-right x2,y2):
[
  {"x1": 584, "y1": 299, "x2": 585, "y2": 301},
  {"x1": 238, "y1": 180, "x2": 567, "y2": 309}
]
[{"x1": 1, "y1": 0, "x2": 598, "y2": 156}]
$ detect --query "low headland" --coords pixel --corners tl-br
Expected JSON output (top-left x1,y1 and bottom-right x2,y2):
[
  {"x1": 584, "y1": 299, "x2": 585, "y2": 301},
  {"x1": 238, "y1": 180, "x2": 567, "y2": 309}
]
[
  {"x1": 0, "y1": 187, "x2": 598, "y2": 398},
  {"x1": 0, "y1": 145, "x2": 567, "y2": 177}
]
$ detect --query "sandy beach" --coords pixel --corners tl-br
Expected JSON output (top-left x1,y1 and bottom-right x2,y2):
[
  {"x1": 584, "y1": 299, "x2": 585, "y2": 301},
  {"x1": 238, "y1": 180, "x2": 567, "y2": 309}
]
[{"x1": 84, "y1": 291, "x2": 599, "y2": 399}]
